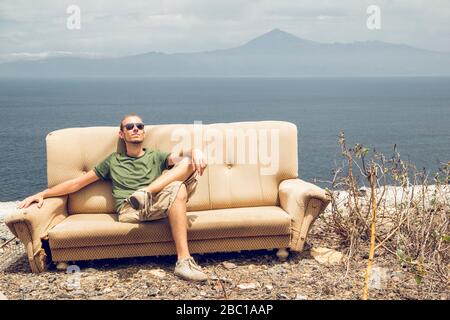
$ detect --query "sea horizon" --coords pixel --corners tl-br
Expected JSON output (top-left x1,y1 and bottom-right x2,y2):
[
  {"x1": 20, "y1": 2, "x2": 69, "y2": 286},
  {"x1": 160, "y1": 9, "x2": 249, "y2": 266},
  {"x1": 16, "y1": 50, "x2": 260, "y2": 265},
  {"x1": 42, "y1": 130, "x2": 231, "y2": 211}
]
[{"x1": 1, "y1": 76, "x2": 449, "y2": 201}]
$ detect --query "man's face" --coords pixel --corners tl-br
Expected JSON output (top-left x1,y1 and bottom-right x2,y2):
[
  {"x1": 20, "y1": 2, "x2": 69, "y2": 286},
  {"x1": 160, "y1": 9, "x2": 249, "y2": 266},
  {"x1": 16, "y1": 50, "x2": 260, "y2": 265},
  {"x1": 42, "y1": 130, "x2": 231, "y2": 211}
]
[{"x1": 119, "y1": 116, "x2": 145, "y2": 144}]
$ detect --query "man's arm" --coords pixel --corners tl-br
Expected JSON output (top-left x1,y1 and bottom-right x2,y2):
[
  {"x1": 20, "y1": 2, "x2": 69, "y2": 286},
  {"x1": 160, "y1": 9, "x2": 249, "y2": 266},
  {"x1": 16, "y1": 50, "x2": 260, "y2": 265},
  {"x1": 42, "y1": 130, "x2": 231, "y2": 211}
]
[
  {"x1": 167, "y1": 148, "x2": 207, "y2": 176},
  {"x1": 17, "y1": 170, "x2": 100, "y2": 209}
]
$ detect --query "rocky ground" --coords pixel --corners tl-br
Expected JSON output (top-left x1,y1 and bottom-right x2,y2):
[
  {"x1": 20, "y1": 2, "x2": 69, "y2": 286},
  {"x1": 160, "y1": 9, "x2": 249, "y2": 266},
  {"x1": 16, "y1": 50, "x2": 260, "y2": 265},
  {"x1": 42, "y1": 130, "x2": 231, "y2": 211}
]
[
  {"x1": 0, "y1": 200, "x2": 448, "y2": 300},
  {"x1": 1, "y1": 229, "x2": 447, "y2": 300}
]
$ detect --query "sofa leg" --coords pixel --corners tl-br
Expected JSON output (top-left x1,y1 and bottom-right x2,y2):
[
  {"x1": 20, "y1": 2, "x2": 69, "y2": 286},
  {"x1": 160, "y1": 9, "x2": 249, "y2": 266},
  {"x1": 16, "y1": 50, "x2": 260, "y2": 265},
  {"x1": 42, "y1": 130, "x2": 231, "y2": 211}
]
[
  {"x1": 56, "y1": 262, "x2": 69, "y2": 271},
  {"x1": 276, "y1": 248, "x2": 289, "y2": 261}
]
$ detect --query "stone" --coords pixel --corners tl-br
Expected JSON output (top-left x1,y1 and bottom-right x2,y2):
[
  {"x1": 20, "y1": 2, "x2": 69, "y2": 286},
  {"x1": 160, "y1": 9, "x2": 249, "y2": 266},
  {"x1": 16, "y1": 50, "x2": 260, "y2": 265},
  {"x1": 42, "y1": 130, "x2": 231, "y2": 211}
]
[
  {"x1": 209, "y1": 275, "x2": 233, "y2": 283},
  {"x1": 237, "y1": 283, "x2": 258, "y2": 290},
  {"x1": 389, "y1": 270, "x2": 405, "y2": 282},
  {"x1": 148, "y1": 269, "x2": 166, "y2": 279},
  {"x1": 72, "y1": 290, "x2": 86, "y2": 296},
  {"x1": 89, "y1": 295, "x2": 109, "y2": 300},
  {"x1": 310, "y1": 247, "x2": 343, "y2": 265},
  {"x1": 56, "y1": 293, "x2": 73, "y2": 299},
  {"x1": 222, "y1": 261, "x2": 237, "y2": 270},
  {"x1": 294, "y1": 294, "x2": 307, "y2": 300},
  {"x1": 148, "y1": 287, "x2": 160, "y2": 297},
  {"x1": 277, "y1": 293, "x2": 289, "y2": 300},
  {"x1": 268, "y1": 265, "x2": 287, "y2": 275},
  {"x1": 64, "y1": 284, "x2": 74, "y2": 291},
  {"x1": 0, "y1": 291, "x2": 7, "y2": 300}
]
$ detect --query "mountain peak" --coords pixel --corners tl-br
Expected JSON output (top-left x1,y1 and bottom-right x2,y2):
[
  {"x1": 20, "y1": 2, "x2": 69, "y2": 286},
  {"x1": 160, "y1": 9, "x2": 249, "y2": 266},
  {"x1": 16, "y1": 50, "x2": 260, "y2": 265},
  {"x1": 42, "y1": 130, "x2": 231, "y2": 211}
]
[
  {"x1": 238, "y1": 28, "x2": 319, "y2": 53},
  {"x1": 267, "y1": 28, "x2": 286, "y2": 35},
  {"x1": 255, "y1": 28, "x2": 301, "y2": 41}
]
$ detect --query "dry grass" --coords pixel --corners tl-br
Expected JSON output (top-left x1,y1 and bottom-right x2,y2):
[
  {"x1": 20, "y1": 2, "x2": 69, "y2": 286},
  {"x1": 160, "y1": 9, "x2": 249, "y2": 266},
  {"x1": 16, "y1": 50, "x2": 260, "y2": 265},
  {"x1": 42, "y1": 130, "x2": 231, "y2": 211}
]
[{"x1": 316, "y1": 133, "x2": 449, "y2": 299}]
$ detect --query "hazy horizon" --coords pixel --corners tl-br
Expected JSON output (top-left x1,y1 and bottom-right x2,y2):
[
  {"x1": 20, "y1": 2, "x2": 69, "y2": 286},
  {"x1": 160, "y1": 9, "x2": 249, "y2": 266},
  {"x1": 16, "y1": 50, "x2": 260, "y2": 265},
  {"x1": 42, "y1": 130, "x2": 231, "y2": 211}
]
[
  {"x1": 1, "y1": 1, "x2": 449, "y2": 63},
  {"x1": 2, "y1": 27, "x2": 449, "y2": 64}
]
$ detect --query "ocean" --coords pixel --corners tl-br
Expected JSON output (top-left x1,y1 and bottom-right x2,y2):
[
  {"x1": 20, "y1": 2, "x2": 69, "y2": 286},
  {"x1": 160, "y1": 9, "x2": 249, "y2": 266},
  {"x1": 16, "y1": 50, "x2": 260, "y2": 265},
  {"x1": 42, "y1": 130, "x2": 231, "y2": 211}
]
[{"x1": 0, "y1": 76, "x2": 449, "y2": 201}]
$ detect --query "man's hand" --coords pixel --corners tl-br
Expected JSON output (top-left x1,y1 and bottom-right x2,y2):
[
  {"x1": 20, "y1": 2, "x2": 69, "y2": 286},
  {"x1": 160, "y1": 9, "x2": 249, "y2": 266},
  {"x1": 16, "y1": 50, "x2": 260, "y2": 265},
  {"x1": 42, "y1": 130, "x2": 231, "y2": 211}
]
[
  {"x1": 191, "y1": 148, "x2": 207, "y2": 176},
  {"x1": 17, "y1": 193, "x2": 45, "y2": 209}
]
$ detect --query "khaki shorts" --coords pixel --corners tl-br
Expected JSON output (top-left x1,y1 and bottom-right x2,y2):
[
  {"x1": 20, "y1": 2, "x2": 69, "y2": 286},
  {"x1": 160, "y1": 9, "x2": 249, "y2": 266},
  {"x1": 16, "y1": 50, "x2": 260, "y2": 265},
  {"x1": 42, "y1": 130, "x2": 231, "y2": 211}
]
[{"x1": 118, "y1": 167, "x2": 198, "y2": 223}]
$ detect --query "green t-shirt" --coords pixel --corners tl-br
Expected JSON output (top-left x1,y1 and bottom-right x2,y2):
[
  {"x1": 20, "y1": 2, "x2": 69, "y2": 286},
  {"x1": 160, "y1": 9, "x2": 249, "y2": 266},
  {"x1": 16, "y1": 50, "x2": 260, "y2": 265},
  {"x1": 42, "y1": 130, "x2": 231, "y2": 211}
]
[{"x1": 94, "y1": 148, "x2": 171, "y2": 212}]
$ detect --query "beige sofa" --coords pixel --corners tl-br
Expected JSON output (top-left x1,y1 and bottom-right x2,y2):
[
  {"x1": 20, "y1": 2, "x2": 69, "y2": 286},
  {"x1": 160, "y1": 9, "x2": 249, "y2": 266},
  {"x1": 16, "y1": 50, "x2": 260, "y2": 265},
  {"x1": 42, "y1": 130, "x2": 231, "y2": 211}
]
[{"x1": 5, "y1": 121, "x2": 330, "y2": 273}]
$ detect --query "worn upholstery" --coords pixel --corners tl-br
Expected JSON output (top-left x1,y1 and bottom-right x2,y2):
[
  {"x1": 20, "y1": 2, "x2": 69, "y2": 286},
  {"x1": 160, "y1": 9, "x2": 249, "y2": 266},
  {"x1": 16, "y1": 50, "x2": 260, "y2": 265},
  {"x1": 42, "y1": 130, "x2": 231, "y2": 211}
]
[
  {"x1": 51, "y1": 236, "x2": 291, "y2": 262},
  {"x1": 5, "y1": 120, "x2": 330, "y2": 272},
  {"x1": 4, "y1": 196, "x2": 68, "y2": 272},
  {"x1": 48, "y1": 207, "x2": 291, "y2": 249},
  {"x1": 279, "y1": 179, "x2": 331, "y2": 251}
]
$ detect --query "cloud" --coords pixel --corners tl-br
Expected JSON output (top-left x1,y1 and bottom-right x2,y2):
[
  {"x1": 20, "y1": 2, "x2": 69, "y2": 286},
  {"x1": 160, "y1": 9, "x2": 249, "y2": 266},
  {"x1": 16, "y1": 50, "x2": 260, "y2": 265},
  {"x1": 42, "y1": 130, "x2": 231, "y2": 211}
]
[
  {"x1": 0, "y1": 0, "x2": 449, "y2": 61},
  {"x1": 0, "y1": 51, "x2": 115, "y2": 63}
]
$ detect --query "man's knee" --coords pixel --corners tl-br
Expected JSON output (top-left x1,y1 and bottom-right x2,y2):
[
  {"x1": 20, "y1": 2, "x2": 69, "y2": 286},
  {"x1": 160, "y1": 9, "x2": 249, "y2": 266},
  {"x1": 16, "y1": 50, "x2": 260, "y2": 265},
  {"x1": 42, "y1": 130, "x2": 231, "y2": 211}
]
[{"x1": 174, "y1": 157, "x2": 195, "y2": 174}]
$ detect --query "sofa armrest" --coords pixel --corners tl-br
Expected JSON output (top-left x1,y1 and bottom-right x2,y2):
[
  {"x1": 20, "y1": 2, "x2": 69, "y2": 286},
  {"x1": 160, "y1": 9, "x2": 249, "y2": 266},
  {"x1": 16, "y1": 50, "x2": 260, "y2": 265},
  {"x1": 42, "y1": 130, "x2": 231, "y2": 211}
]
[
  {"x1": 4, "y1": 196, "x2": 68, "y2": 272},
  {"x1": 278, "y1": 179, "x2": 331, "y2": 251}
]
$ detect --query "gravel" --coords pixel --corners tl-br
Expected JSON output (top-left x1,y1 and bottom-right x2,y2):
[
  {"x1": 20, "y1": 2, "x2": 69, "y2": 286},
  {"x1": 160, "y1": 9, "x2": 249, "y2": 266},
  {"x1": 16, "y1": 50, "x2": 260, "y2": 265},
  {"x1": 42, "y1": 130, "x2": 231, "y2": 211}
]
[
  {"x1": 0, "y1": 202, "x2": 17, "y2": 241},
  {"x1": 1, "y1": 198, "x2": 447, "y2": 300}
]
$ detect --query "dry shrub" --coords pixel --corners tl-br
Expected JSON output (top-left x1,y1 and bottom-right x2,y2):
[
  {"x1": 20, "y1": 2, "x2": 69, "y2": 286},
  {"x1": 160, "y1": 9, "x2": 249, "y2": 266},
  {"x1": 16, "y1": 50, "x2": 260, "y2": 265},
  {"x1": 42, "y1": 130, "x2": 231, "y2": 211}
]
[{"x1": 320, "y1": 132, "x2": 449, "y2": 295}]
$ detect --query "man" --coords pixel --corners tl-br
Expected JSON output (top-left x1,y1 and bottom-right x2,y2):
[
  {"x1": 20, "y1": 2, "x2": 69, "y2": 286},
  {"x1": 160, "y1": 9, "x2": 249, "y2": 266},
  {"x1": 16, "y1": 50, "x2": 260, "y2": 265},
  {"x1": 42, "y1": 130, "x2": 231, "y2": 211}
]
[{"x1": 17, "y1": 113, "x2": 208, "y2": 282}]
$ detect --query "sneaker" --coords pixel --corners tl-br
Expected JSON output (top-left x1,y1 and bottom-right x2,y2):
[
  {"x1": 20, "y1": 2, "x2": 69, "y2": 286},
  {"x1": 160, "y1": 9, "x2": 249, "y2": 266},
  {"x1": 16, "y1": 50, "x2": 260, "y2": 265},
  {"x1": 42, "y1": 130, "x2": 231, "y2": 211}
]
[
  {"x1": 127, "y1": 189, "x2": 152, "y2": 210},
  {"x1": 174, "y1": 257, "x2": 208, "y2": 282}
]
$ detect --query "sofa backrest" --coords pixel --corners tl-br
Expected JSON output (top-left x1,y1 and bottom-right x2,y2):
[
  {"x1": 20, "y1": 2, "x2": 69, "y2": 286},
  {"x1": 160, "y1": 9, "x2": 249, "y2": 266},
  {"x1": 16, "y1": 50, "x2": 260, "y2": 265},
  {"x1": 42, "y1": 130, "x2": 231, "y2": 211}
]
[{"x1": 46, "y1": 121, "x2": 298, "y2": 214}]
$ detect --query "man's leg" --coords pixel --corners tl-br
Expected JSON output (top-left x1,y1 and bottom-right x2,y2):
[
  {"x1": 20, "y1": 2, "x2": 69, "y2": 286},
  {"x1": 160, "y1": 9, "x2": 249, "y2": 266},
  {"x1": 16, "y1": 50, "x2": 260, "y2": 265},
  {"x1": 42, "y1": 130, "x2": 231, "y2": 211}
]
[
  {"x1": 169, "y1": 183, "x2": 208, "y2": 281},
  {"x1": 145, "y1": 157, "x2": 195, "y2": 195},
  {"x1": 167, "y1": 184, "x2": 190, "y2": 260}
]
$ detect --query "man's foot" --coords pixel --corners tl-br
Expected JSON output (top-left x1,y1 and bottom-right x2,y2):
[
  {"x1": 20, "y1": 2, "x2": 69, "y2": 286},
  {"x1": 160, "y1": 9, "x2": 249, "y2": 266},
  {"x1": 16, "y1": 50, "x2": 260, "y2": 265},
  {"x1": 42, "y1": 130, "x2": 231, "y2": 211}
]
[
  {"x1": 174, "y1": 257, "x2": 208, "y2": 282},
  {"x1": 127, "y1": 189, "x2": 152, "y2": 210}
]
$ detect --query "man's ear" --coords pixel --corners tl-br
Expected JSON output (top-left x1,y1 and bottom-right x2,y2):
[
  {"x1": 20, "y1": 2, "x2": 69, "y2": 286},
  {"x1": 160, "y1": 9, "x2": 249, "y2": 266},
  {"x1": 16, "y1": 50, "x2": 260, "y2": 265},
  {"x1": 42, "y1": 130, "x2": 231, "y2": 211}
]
[{"x1": 118, "y1": 130, "x2": 124, "y2": 140}]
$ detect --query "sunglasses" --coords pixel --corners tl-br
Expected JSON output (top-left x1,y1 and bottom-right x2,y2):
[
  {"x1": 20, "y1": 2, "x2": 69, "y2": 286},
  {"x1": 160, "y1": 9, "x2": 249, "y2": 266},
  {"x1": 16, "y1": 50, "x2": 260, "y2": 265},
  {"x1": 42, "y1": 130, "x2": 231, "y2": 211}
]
[{"x1": 124, "y1": 122, "x2": 144, "y2": 131}]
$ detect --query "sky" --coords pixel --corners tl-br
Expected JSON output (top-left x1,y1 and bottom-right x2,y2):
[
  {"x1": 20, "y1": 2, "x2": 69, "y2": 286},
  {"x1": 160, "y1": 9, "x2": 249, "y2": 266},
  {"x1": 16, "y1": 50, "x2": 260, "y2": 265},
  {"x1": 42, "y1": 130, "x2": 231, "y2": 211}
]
[{"x1": 1, "y1": 0, "x2": 449, "y2": 62}]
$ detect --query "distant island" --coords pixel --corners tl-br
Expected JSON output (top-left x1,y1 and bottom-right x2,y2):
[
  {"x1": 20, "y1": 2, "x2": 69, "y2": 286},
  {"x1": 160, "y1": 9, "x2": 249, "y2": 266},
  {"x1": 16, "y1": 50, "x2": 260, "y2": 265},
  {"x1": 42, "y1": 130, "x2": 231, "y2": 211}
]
[{"x1": 1, "y1": 28, "x2": 450, "y2": 77}]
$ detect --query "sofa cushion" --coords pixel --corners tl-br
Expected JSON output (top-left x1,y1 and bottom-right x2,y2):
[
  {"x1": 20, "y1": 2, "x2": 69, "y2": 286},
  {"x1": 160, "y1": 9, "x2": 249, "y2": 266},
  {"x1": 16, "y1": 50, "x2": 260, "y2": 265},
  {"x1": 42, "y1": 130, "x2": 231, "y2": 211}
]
[{"x1": 48, "y1": 206, "x2": 291, "y2": 250}]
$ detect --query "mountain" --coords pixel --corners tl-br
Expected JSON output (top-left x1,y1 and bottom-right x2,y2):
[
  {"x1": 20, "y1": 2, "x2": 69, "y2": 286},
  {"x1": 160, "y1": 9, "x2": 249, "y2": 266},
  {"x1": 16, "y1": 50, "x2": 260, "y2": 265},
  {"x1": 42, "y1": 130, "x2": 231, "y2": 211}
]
[
  {"x1": 219, "y1": 28, "x2": 322, "y2": 54},
  {"x1": 1, "y1": 28, "x2": 449, "y2": 77}
]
